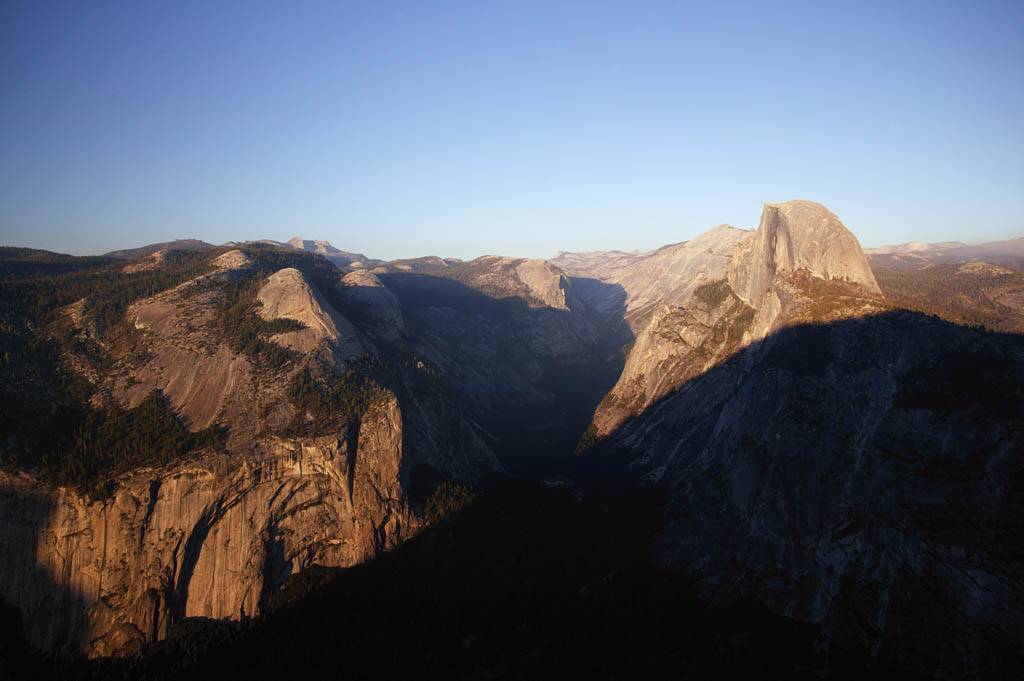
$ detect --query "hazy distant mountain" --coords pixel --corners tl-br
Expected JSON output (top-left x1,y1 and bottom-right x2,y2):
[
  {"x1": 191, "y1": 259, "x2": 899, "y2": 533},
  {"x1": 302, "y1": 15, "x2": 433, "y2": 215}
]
[
  {"x1": 373, "y1": 255, "x2": 463, "y2": 274},
  {"x1": 103, "y1": 238, "x2": 216, "y2": 260},
  {"x1": 1, "y1": 246, "x2": 118, "y2": 278},
  {"x1": 866, "y1": 237, "x2": 1024, "y2": 268},
  {"x1": 270, "y1": 237, "x2": 466, "y2": 274},
  {"x1": 552, "y1": 225, "x2": 747, "y2": 327},
  {"x1": 105, "y1": 233, "x2": 462, "y2": 274},
  {"x1": 549, "y1": 248, "x2": 653, "y2": 287},
  {"x1": 863, "y1": 240, "x2": 969, "y2": 255},
  {"x1": 253, "y1": 236, "x2": 385, "y2": 271}
]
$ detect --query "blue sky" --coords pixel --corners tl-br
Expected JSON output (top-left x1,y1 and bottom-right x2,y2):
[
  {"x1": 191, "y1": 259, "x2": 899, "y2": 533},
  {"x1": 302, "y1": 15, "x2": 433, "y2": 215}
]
[{"x1": 2, "y1": 0, "x2": 1022, "y2": 260}]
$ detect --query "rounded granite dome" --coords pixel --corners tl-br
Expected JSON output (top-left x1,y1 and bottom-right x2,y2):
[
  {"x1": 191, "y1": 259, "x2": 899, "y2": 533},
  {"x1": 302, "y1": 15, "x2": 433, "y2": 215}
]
[{"x1": 728, "y1": 200, "x2": 881, "y2": 306}]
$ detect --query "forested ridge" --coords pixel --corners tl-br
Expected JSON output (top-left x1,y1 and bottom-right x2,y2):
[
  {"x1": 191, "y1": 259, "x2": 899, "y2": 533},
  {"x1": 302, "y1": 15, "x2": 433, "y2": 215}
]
[
  {"x1": 37, "y1": 390, "x2": 222, "y2": 499},
  {"x1": 0, "y1": 244, "x2": 382, "y2": 496},
  {"x1": 0, "y1": 248, "x2": 230, "y2": 495},
  {"x1": 873, "y1": 264, "x2": 1024, "y2": 331},
  {"x1": 435, "y1": 257, "x2": 547, "y2": 306},
  {"x1": 208, "y1": 274, "x2": 305, "y2": 369},
  {"x1": 0, "y1": 247, "x2": 216, "y2": 337}
]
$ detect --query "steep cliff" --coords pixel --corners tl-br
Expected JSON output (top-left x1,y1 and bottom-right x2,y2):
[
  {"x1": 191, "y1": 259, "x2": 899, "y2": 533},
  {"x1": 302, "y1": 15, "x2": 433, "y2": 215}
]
[
  {"x1": 0, "y1": 397, "x2": 411, "y2": 658},
  {"x1": 586, "y1": 201, "x2": 885, "y2": 437},
  {"x1": 0, "y1": 244, "x2": 503, "y2": 658},
  {"x1": 378, "y1": 256, "x2": 616, "y2": 471},
  {"x1": 728, "y1": 200, "x2": 881, "y2": 308},
  {"x1": 434, "y1": 255, "x2": 579, "y2": 312}
]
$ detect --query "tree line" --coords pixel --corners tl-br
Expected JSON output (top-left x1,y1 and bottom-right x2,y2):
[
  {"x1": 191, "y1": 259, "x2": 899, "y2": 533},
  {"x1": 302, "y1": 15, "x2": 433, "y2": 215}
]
[{"x1": 873, "y1": 264, "x2": 1021, "y2": 331}]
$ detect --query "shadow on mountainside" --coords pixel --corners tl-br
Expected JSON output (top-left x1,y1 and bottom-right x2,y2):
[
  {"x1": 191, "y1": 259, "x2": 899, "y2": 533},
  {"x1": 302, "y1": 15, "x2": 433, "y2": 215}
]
[
  {"x1": 573, "y1": 309, "x2": 1024, "y2": 679},
  {"x1": 8, "y1": 307, "x2": 1024, "y2": 679},
  {"x1": 39, "y1": 479, "x2": 904, "y2": 681},
  {"x1": 0, "y1": 486, "x2": 90, "y2": 680},
  {"x1": 0, "y1": 262, "x2": 634, "y2": 675},
  {"x1": 379, "y1": 271, "x2": 633, "y2": 477}
]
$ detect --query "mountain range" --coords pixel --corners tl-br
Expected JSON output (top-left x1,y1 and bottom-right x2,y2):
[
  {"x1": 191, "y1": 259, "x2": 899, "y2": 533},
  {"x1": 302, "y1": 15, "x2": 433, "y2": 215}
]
[
  {"x1": 865, "y1": 237, "x2": 1024, "y2": 269},
  {"x1": 1, "y1": 200, "x2": 1022, "y2": 679}
]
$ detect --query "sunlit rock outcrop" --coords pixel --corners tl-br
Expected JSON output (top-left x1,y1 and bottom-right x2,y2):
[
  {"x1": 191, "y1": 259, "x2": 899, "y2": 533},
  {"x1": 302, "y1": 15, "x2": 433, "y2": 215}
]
[
  {"x1": 257, "y1": 267, "x2": 362, "y2": 358},
  {"x1": 728, "y1": 200, "x2": 881, "y2": 309},
  {"x1": 0, "y1": 397, "x2": 411, "y2": 657}
]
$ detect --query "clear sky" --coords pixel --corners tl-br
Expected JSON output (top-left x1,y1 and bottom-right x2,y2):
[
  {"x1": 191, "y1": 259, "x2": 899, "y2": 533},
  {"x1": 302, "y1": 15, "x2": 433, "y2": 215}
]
[{"x1": 2, "y1": 0, "x2": 1022, "y2": 260}]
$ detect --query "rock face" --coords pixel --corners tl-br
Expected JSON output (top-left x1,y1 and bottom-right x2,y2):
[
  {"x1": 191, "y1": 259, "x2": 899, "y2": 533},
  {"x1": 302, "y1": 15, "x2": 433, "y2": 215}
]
[
  {"x1": 0, "y1": 245, "x2": 508, "y2": 658},
  {"x1": 439, "y1": 256, "x2": 579, "y2": 311},
  {"x1": 124, "y1": 278, "x2": 255, "y2": 435},
  {"x1": 379, "y1": 257, "x2": 616, "y2": 470},
  {"x1": 280, "y1": 237, "x2": 384, "y2": 271},
  {"x1": 257, "y1": 267, "x2": 363, "y2": 358},
  {"x1": 728, "y1": 200, "x2": 881, "y2": 308},
  {"x1": 591, "y1": 283, "x2": 756, "y2": 436},
  {"x1": 555, "y1": 225, "x2": 752, "y2": 436},
  {"x1": 122, "y1": 249, "x2": 169, "y2": 274},
  {"x1": 553, "y1": 225, "x2": 747, "y2": 327},
  {"x1": 957, "y1": 261, "x2": 1014, "y2": 276},
  {"x1": 569, "y1": 201, "x2": 1022, "y2": 676},
  {"x1": 0, "y1": 398, "x2": 412, "y2": 658},
  {"x1": 511, "y1": 258, "x2": 575, "y2": 311},
  {"x1": 341, "y1": 270, "x2": 406, "y2": 341},
  {"x1": 580, "y1": 202, "x2": 888, "y2": 436},
  {"x1": 212, "y1": 249, "x2": 251, "y2": 270},
  {"x1": 406, "y1": 255, "x2": 600, "y2": 362},
  {"x1": 378, "y1": 255, "x2": 462, "y2": 274}
]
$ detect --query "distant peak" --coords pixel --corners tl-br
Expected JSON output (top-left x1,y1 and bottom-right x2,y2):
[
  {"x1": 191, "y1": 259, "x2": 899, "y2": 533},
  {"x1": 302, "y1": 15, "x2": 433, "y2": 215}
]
[{"x1": 288, "y1": 237, "x2": 337, "y2": 253}]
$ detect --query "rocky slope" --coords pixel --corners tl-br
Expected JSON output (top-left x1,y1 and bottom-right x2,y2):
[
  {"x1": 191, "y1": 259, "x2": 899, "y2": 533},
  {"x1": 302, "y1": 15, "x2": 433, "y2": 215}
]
[
  {"x1": 1, "y1": 241, "x2": 622, "y2": 656},
  {"x1": 378, "y1": 256, "x2": 620, "y2": 471},
  {"x1": 340, "y1": 270, "x2": 406, "y2": 341},
  {"x1": 0, "y1": 399, "x2": 409, "y2": 657},
  {"x1": 552, "y1": 225, "x2": 747, "y2": 328},
  {"x1": 255, "y1": 267, "x2": 362, "y2": 358},
  {"x1": 3, "y1": 203, "x2": 1022, "y2": 676},
  {"x1": 434, "y1": 256, "x2": 581, "y2": 311},
  {"x1": 581, "y1": 201, "x2": 884, "y2": 436},
  {"x1": 0, "y1": 244, "x2": 502, "y2": 658}
]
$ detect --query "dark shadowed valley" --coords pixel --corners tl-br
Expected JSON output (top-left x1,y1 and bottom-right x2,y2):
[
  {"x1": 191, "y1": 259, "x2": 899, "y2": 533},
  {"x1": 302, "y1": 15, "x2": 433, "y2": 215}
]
[{"x1": 2, "y1": 201, "x2": 1023, "y2": 680}]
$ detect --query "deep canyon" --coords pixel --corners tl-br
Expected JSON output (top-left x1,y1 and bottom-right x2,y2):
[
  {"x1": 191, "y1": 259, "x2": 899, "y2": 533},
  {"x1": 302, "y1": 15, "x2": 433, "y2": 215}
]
[{"x1": 2, "y1": 201, "x2": 1022, "y2": 679}]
